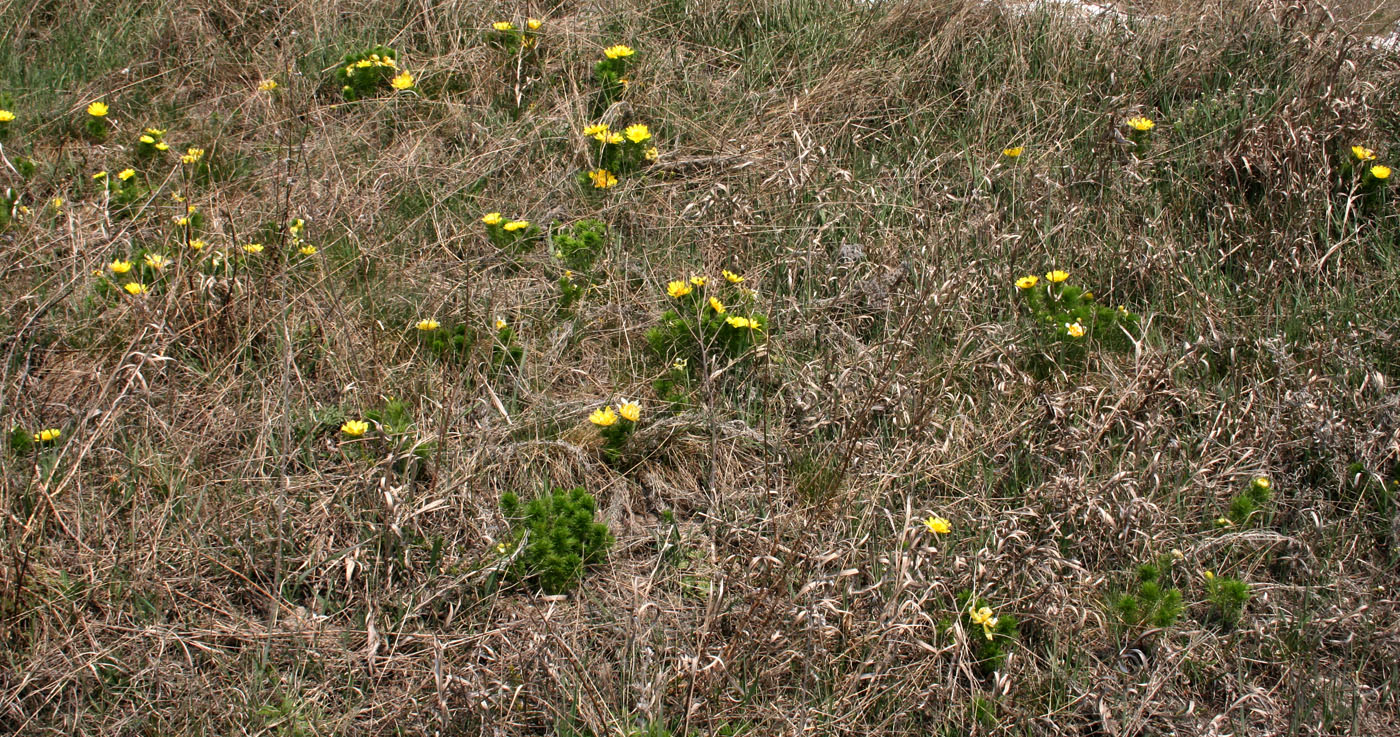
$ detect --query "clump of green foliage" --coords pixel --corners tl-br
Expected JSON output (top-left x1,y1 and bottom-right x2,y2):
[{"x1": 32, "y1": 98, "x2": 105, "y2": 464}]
[
  {"x1": 361, "y1": 397, "x2": 434, "y2": 478},
  {"x1": 1112, "y1": 554, "x2": 1184, "y2": 629},
  {"x1": 652, "y1": 358, "x2": 694, "y2": 409},
  {"x1": 499, "y1": 487, "x2": 614, "y2": 594},
  {"x1": 418, "y1": 322, "x2": 476, "y2": 364},
  {"x1": 551, "y1": 218, "x2": 607, "y2": 272},
  {"x1": 645, "y1": 274, "x2": 767, "y2": 380},
  {"x1": 551, "y1": 219, "x2": 606, "y2": 311},
  {"x1": 334, "y1": 45, "x2": 401, "y2": 100},
  {"x1": 1203, "y1": 572, "x2": 1250, "y2": 629},
  {"x1": 557, "y1": 271, "x2": 584, "y2": 311},
  {"x1": 1015, "y1": 271, "x2": 1140, "y2": 353},
  {"x1": 1223, "y1": 476, "x2": 1273, "y2": 527}
]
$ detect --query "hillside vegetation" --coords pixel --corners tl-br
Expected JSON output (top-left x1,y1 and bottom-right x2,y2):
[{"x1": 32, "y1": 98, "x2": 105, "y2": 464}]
[{"x1": 2, "y1": 0, "x2": 1400, "y2": 734}]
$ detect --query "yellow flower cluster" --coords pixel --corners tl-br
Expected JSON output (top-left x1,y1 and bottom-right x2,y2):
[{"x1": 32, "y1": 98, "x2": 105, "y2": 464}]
[
  {"x1": 1126, "y1": 116, "x2": 1154, "y2": 132},
  {"x1": 591, "y1": 401, "x2": 641, "y2": 427},
  {"x1": 345, "y1": 53, "x2": 397, "y2": 77},
  {"x1": 923, "y1": 516, "x2": 951, "y2": 534},
  {"x1": 588, "y1": 169, "x2": 618, "y2": 189},
  {"x1": 1352, "y1": 145, "x2": 1391, "y2": 181},
  {"x1": 969, "y1": 605, "x2": 999, "y2": 640}
]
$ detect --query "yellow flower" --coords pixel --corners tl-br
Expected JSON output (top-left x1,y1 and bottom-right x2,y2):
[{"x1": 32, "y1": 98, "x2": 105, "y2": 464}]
[
  {"x1": 722, "y1": 269, "x2": 744, "y2": 284},
  {"x1": 123, "y1": 282, "x2": 147, "y2": 295},
  {"x1": 495, "y1": 318, "x2": 507, "y2": 330},
  {"x1": 174, "y1": 217, "x2": 190, "y2": 227},
  {"x1": 143, "y1": 253, "x2": 169, "y2": 270},
  {"x1": 1215, "y1": 517, "x2": 1233, "y2": 528},
  {"x1": 145, "y1": 127, "x2": 165, "y2": 136},
  {"x1": 527, "y1": 18, "x2": 542, "y2": 29},
  {"x1": 34, "y1": 428, "x2": 62, "y2": 443},
  {"x1": 618, "y1": 401, "x2": 641, "y2": 422},
  {"x1": 968, "y1": 606, "x2": 998, "y2": 640},
  {"x1": 1372, "y1": 165, "x2": 1391, "y2": 180},
  {"x1": 588, "y1": 168, "x2": 618, "y2": 189},
  {"x1": 299, "y1": 244, "x2": 317, "y2": 256},
  {"x1": 93, "y1": 170, "x2": 107, "y2": 180},
  {"x1": 87, "y1": 101, "x2": 109, "y2": 117},
  {"x1": 1016, "y1": 275, "x2": 1038, "y2": 289},
  {"x1": 109, "y1": 259, "x2": 133, "y2": 274},
  {"x1": 583, "y1": 123, "x2": 609, "y2": 138},
  {"x1": 139, "y1": 134, "x2": 156, "y2": 144},
  {"x1": 602, "y1": 132, "x2": 624, "y2": 145},
  {"x1": 154, "y1": 142, "x2": 169, "y2": 151},
  {"x1": 604, "y1": 45, "x2": 635, "y2": 59},
  {"x1": 1352, "y1": 145, "x2": 1377, "y2": 162},
  {"x1": 503, "y1": 220, "x2": 529, "y2": 232},
  {"x1": 258, "y1": 79, "x2": 278, "y2": 91},
  {"x1": 1202, "y1": 570, "x2": 1215, "y2": 581},
  {"x1": 341, "y1": 420, "x2": 369, "y2": 437},
  {"x1": 589, "y1": 406, "x2": 618, "y2": 427},
  {"x1": 726, "y1": 316, "x2": 755, "y2": 329},
  {"x1": 188, "y1": 239, "x2": 206, "y2": 251},
  {"x1": 481, "y1": 212, "x2": 503, "y2": 226},
  {"x1": 117, "y1": 168, "x2": 136, "y2": 181},
  {"x1": 496, "y1": 541, "x2": 509, "y2": 554},
  {"x1": 1126, "y1": 116, "x2": 1154, "y2": 132},
  {"x1": 50, "y1": 197, "x2": 63, "y2": 210},
  {"x1": 672, "y1": 358, "x2": 687, "y2": 370},
  {"x1": 1065, "y1": 322, "x2": 1086, "y2": 338},
  {"x1": 645, "y1": 146, "x2": 659, "y2": 161},
  {"x1": 242, "y1": 243, "x2": 264, "y2": 254},
  {"x1": 0, "y1": 110, "x2": 14, "y2": 122},
  {"x1": 563, "y1": 269, "x2": 573, "y2": 280},
  {"x1": 1045, "y1": 269, "x2": 1069, "y2": 283},
  {"x1": 493, "y1": 21, "x2": 515, "y2": 31},
  {"x1": 922, "y1": 516, "x2": 951, "y2": 535},
  {"x1": 417, "y1": 319, "x2": 440, "y2": 331},
  {"x1": 1002, "y1": 146, "x2": 1023, "y2": 158},
  {"x1": 624, "y1": 124, "x2": 651, "y2": 143},
  {"x1": 1082, "y1": 291, "x2": 1094, "y2": 300},
  {"x1": 391, "y1": 71, "x2": 414, "y2": 90},
  {"x1": 708, "y1": 296, "x2": 726, "y2": 314},
  {"x1": 667, "y1": 280, "x2": 693, "y2": 298},
  {"x1": 689, "y1": 275, "x2": 707, "y2": 287},
  {"x1": 1253, "y1": 476, "x2": 1270, "y2": 491},
  {"x1": 181, "y1": 147, "x2": 205, "y2": 164}
]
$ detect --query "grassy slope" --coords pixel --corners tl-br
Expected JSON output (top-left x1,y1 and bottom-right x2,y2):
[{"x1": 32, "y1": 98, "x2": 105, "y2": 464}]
[{"x1": 2, "y1": 0, "x2": 1400, "y2": 734}]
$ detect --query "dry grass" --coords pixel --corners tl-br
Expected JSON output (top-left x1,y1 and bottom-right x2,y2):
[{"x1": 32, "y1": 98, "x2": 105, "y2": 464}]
[{"x1": 2, "y1": 0, "x2": 1400, "y2": 734}]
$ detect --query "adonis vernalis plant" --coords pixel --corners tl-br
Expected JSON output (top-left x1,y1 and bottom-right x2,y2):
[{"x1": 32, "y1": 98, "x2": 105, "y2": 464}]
[
  {"x1": 335, "y1": 45, "x2": 412, "y2": 100},
  {"x1": 1014, "y1": 270, "x2": 1139, "y2": 354},
  {"x1": 646, "y1": 272, "x2": 768, "y2": 383}
]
